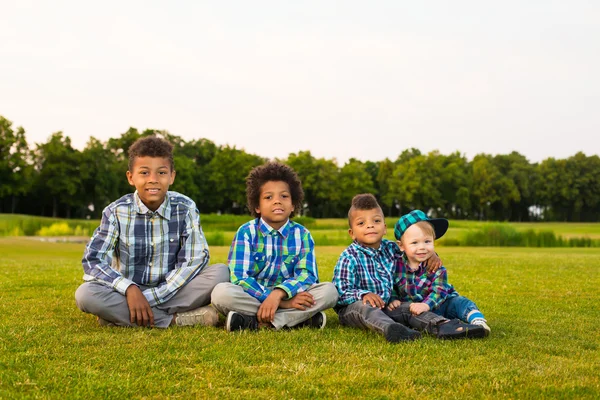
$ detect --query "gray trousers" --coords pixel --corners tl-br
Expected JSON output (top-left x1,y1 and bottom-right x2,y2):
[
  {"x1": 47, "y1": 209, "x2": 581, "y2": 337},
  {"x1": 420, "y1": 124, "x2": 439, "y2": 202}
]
[
  {"x1": 75, "y1": 263, "x2": 229, "y2": 328},
  {"x1": 211, "y1": 282, "x2": 339, "y2": 330},
  {"x1": 337, "y1": 301, "x2": 447, "y2": 336}
]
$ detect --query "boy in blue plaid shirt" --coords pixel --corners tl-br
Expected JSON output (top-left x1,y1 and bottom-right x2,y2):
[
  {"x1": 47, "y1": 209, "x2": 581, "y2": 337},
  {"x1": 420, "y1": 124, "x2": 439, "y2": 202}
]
[
  {"x1": 394, "y1": 210, "x2": 490, "y2": 335},
  {"x1": 211, "y1": 162, "x2": 338, "y2": 331},
  {"x1": 333, "y1": 194, "x2": 485, "y2": 342},
  {"x1": 75, "y1": 136, "x2": 229, "y2": 328}
]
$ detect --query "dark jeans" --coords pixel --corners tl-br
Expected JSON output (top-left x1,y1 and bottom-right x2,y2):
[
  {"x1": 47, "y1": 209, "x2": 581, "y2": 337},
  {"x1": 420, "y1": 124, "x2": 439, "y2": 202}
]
[{"x1": 336, "y1": 301, "x2": 447, "y2": 336}]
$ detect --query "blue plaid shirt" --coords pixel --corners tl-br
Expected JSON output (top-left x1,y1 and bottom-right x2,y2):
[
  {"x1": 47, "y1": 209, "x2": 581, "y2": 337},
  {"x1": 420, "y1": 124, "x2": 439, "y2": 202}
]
[
  {"x1": 333, "y1": 239, "x2": 403, "y2": 306},
  {"x1": 82, "y1": 191, "x2": 210, "y2": 307},
  {"x1": 227, "y1": 218, "x2": 318, "y2": 302}
]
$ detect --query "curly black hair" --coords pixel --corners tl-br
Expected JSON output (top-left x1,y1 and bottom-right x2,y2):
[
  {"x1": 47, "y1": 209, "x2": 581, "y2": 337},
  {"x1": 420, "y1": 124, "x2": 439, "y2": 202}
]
[
  {"x1": 128, "y1": 136, "x2": 175, "y2": 171},
  {"x1": 348, "y1": 193, "x2": 382, "y2": 227},
  {"x1": 246, "y1": 161, "x2": 304, "y2": 218}
]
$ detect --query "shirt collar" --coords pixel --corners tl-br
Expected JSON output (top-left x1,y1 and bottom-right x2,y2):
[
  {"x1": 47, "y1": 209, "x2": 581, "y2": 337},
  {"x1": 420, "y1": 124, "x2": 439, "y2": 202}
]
[
  {"x1": 350, "y1": 240, "x2": 383, "y2": 256},
  {"x1": 133, "y1": 191, "x2": 170, "y2": 219},
  {"x1": 258, "y1": 217, "x2": 291, "y2": 238}
]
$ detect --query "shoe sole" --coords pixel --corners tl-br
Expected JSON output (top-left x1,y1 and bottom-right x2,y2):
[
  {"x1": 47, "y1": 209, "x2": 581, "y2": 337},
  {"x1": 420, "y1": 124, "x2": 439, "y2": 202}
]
[
  {"x1": 225, "y1": 311, "x2": 236, "y2": 332},
  {"x1": 438, "y1": 324, "x2": 487, "y2": 340}
]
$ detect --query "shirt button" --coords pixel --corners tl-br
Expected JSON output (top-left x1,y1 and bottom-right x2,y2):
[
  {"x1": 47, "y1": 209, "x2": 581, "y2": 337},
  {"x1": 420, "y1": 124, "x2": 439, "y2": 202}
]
[
  {"x1": 170, "y1": 238, "x2": 174, "y2": 242},
  {"x1": 171, "y1": 197, "x2": 174, "y2": 200},
  {"x1": 149, "y1": 262, "x2": 153, "y2": 266}
]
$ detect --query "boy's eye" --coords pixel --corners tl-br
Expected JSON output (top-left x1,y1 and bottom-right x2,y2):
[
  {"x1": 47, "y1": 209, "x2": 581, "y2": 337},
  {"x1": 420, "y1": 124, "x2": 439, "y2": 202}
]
[
  {"x1": 264, "y1": 195, "x2": 272, "y2": 200},
  {"x1": 357, "y1": 221, "x2": 364, "y2": 226}
]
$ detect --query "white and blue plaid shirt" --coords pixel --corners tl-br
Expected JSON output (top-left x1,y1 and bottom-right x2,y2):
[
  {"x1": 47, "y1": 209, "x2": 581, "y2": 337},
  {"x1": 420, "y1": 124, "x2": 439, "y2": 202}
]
[
  {"x1": 82, "y1": 191, "x2": 209, "y2": 307},
  {"x1": 333, "y1": 239, "x2": 402, "y2": 306}
]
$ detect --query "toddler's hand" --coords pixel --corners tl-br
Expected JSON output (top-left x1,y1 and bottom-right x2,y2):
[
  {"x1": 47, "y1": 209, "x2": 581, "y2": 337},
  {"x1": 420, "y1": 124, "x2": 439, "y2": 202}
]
[
  {"x1": 409, "y1": 302, "x2": 430, "y2": 315},
  {"x1": 387, "y1": 300, "x2": 401, "y2": 311}
]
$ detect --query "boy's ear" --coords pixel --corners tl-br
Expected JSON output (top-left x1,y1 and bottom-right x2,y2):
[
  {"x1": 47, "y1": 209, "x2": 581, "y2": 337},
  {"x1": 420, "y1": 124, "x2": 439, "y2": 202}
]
[
  {"x1": 396, "y1": 240, "x2": 404, "y2": 251},
  {"x1": 169, "y1": 170, "x2": 176, "y2": 185},
  {"x1": 126, "y1": 171, "x2": 134, "y2": 186},
  {"x1": 348, "y1": 228, "x2": 355, "y2": 240}
]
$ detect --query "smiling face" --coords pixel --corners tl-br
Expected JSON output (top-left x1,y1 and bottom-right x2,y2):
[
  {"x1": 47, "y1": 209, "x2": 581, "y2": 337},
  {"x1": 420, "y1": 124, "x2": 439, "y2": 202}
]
[
  {"x1": 398, "y1": 223, "x2": 435, "y2": 269},
  {"x1": 255, "y1": 180, "x2": 294, "y2": 230},
  {"x1": 348, "y1": 207, "x2": 387, "y2": 249},
  {"x1": 126, "y1": 156, "x2": 176, "y2": 211}
]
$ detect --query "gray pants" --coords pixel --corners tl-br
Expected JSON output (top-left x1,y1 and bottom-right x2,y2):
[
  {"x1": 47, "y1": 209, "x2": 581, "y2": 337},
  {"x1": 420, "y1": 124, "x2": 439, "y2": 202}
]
[
  {"x1": 75, "y1": 263, "x2": 229, "y2": 328},
  {"x1": 337, "y1": 301, "x2": 447, "y2": 336},
  {"x1": 211, "y1": 282, "x2": 339, "y2": 330}
]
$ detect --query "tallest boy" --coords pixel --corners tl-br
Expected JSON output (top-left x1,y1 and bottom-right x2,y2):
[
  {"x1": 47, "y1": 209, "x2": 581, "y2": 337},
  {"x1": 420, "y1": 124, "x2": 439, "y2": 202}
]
[{"x1": 75, "y1": 136, "x2": 229, "y2": 328}]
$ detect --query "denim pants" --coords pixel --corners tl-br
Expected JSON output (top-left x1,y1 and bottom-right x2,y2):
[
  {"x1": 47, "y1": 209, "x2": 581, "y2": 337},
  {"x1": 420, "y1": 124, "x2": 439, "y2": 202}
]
[
  {"x1": 336, "y1": 301, "x2": 447, "y2": 336},
  {"x1": 432, "y1": 295, "x2": 482, "y2": 322}
]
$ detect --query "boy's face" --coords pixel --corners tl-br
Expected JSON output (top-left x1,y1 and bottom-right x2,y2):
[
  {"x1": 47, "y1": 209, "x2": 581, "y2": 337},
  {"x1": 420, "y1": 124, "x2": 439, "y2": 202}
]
[
  {"x1": 126, "y1": 156, "x2": 175, "y2": 211},
  {"x1": 256, "y1": 180, "x2": 294, "y2": 230},
  {"x1": 348, "y1": 208, "x2": 387, "y2": 249},
  {"x1": 398, "y1": 224, "x2": 435, "y2": 267}
]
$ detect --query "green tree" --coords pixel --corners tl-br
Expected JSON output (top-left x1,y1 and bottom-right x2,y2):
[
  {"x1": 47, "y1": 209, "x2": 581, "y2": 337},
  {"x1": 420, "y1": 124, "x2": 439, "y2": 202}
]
[
  {"x1": 0, "y1": 116, "x2": 33, "y2": 213},
  {"x1": 34, "y1": 132, "x2": 82, "y2": 217},
  {"x1": 337, "y1": 159, "x2": 376, "y2": 216}
]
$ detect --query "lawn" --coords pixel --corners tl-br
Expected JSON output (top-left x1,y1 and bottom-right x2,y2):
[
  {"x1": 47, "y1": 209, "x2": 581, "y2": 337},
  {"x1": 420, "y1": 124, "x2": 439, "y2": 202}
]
[{"x1": 0, "y1": 238, "x2": 599, "y2": 399}]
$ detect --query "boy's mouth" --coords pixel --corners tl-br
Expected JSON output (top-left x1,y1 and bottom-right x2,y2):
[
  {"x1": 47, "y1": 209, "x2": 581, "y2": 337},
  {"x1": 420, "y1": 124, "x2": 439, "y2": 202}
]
[
  {"x1": 272, "y1": 208, "x2": 285, "y2": 214},
  {"x1": 146, "y1": 188, "x2": 160, "y2": 194}
]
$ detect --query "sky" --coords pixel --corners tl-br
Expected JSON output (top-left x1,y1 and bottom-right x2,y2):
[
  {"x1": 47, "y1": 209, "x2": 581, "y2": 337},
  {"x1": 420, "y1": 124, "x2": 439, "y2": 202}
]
[{"x1": 1, "y1": 1, "x2": 599, "y2": 165}]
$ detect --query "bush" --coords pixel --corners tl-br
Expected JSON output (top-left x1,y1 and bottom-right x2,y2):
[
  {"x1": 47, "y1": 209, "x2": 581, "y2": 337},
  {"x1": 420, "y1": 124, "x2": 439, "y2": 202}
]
[{"x1": 37, "y1": 222, "x2": 73, "y2": 236}]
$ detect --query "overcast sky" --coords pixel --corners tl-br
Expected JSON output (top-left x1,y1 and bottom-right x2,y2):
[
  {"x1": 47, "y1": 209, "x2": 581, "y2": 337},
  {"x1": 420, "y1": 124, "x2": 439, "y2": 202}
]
[{"x1": 1, "y1": 1, "x2": 598, "y2": 164}]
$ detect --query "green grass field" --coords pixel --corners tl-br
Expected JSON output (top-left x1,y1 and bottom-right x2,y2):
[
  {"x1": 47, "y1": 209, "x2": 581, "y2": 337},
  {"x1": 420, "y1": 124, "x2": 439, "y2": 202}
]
[{"x1": 1, "y1": 238, "x2": 599, "y2": 399}]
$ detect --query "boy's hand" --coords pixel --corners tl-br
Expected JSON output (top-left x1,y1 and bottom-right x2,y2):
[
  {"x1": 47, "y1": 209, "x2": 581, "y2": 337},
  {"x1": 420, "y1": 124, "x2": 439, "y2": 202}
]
[
  {"x1": 362, "y1": 292, "x2": 385, "y2": 309},
  {"x1": 257, "y1": 289, "x2": 287, "y2": 323},
  {"x1": 125, "y1": 285, "x2": 154, "y2": 327},
  {"x1": 387, "y1": 299, "x2": 401, "y2": 311},
  {"x1": 280, "y1": 292, "x2": 316, "y2": 311},
  {"x1": 425, "y1": 253, "x2": 443, "y2": 273},
  {"x1": 409, "y1": 302, "x2": 430, "y2": 315}
]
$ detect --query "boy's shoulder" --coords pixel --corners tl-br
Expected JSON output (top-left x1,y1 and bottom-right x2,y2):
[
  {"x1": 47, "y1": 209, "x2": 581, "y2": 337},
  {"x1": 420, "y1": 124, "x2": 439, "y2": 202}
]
[
  {"x1": 103, "y1": 191, "x2": 197, "y2": 215},
  {"x1": 165, "y1": 191, "x2": 197, "y2": 210}
]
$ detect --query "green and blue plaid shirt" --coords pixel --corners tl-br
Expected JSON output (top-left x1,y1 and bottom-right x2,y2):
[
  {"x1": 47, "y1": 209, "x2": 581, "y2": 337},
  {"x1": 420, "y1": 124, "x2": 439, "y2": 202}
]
[
  {"x1": 396, "y1": 261, "x2": 458, "y2": 310},
  {"x1": 82, "y1": 191, "x2": 209, "y2": 307},
  {"x1": 227, "y1": 218, "x2": 318, "y2": 302}
]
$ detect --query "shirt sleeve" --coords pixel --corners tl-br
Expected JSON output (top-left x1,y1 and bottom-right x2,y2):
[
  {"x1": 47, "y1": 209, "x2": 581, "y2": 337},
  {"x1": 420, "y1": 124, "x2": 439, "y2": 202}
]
[
  {"x1": 228, "y1": 226, "x2": 272, "y2": 302},
  {"x1": 81, "y1": 207, "x2": 136, "y2": 295},
  {"x1": 332, "y1": 254, "x2": 370, "y2": 306},
  {"x1": 274, "y1": 230, "x2": 318, "y2": 299},
  {"x1": 142, "y1": 207, "x2": 210, "y2": 307},
  {"x1": 422, "y1": 267, "x2": 453, "y2": 310}
]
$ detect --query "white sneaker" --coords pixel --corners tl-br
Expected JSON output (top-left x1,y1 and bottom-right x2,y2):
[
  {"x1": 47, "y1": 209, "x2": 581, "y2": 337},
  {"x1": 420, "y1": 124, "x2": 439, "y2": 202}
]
[
  {"x1": 174, "y1": 305, "x2": 219, "y2": 327},
  {"x1": 471, "y1": 318, "x2": 491, "y2": 336}
]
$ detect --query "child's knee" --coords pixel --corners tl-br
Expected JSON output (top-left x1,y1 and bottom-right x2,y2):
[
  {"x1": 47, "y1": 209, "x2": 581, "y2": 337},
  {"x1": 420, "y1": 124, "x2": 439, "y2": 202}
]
[
  {"x1": 74, "y1": 282, "x2": 98, "y2": 312},
  {"x1": 210, "y1": 282, "x2": 234, "y2": 307}
]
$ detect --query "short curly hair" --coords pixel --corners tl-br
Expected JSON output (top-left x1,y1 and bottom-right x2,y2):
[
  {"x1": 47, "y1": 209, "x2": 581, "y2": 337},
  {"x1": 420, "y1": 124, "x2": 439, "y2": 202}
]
[
  {"x1": 246, "y1": 161, "x2": 304, "y2": 218},
  {"x1": 348, "y1": 193, "x2": 383, "y2": 227},
  {"x1": 128, "y1": 136, "x2": 175, "y2": 171}
]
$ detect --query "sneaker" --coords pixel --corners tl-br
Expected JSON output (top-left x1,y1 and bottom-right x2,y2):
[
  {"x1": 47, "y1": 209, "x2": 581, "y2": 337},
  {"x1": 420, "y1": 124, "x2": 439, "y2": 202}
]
[
  {"x1": 384, "y1": 323, "x2": 421, "y2": 343},
  {"x1": 97, "y1": 316, "x2": 116, "y2": 327},
  {"x1": 294, "y1": 311, "x2": 327, "y2": 329},
  {"x1": 174, "y1": 305, "x2": 219, "y2": 327},
  {"x1": 470, "y1": 318, "x2": 491, "y2": 336},
  {"x1": 226, "y1": 311, "x2": 259, "y2": 332},
  {"x1": 437, "y1": 319, "x2": 486, "y2": 340}
]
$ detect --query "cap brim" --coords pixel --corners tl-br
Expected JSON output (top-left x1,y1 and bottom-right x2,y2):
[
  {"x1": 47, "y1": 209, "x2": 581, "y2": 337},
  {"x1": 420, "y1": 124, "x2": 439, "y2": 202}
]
[{"x1": 429, "y1": 218, "x2": 449, "y2": 239}]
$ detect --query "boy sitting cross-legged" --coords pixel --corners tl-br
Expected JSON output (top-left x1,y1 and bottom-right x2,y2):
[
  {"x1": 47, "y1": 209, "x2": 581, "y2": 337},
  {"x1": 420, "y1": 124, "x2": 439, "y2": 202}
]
[
  {"x1": 394, "y1": 210, "x2": 490, "y2": 336},
  {"x1": 75, "y1": 136, "x2": 229, "y2": 328},
  {"x1": 211, "y1": 161, "x2": 339, "y2": 331},
  {"x1": 333, "y1": 194, "x2": 485, "y2": 343}
]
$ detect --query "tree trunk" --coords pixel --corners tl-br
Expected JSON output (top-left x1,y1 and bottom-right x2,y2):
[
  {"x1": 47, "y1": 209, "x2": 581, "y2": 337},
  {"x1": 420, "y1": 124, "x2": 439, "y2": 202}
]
[{"x1": 53, "y1": 197, "x2": 58, "y2": 218}]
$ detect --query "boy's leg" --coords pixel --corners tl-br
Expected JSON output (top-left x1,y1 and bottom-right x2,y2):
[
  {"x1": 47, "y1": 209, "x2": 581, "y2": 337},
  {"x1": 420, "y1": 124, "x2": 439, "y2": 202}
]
[
  {"x1": 272, "y1": 282, "x2": 338, "y2": 329},
  {"x1": 157, "y1": 263, "x2": 229, "y2": 314},
  {"x1": 75, "y1": 282, "x2": 172, "y2": 328},
  {"x1": 440, "y1": 296, "x2": 485, "y2": 323},
  {"x1": 212, "y1": 282, "x2": 339, "y2": 330},
  {"x1": 210, "y1": 282, "x2": 262, "y2": 317},
  {"x1": 384, "y1": 303, "x2": 447, "y2": 335},
  {"x1": 337, "y1": 301, "x2": 420, "y2": 342}
]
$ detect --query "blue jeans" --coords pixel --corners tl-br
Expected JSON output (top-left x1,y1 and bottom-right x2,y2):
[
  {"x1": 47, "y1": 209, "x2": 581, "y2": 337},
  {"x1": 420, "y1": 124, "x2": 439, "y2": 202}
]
[{"x1": 432, "y1": 295, "x2": 483, "y2": 322}]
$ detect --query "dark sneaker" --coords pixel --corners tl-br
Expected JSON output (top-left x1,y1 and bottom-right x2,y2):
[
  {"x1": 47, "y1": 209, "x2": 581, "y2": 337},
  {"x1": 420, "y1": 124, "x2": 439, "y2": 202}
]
[
  {"x1": 294, "y1": 311, "x2": 327, "y2": 329},
  {"x1": 437, "y1": 319, "x2": 486, "y2": 340},
  {"x1": 226, "y1": 311, "x2": 259, "y2": 332},
  {"x1": 384, "y1": 323, "x2": 421, "y2": 343}
]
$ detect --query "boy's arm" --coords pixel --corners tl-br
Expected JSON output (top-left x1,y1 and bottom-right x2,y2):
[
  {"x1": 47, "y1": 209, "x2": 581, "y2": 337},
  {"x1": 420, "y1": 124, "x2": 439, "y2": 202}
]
[
  {"x1": 273, "y1": 230, "x2": 318, "y2": 299},
  {"x1": 422, "y1": 267, "x2": 454, "y2": 310},
  {"x1": 332, "y1": 254, "x2": 370, "y2": 305},
  {"x1": 229, "y1": 226, "x2": 272, "y2": 302},
  {"x1": 82, "y1": 208, "x2": 137, "y2": 295},
  {"x1": 141, "y1": 206, "x2": 209, "y2": 307}
]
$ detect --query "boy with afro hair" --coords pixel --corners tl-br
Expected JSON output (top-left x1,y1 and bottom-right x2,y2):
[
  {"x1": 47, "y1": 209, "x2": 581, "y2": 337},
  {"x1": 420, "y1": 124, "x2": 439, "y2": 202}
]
[{"x1": 211, "y1": 161, "x2": 338, "y2": 331}]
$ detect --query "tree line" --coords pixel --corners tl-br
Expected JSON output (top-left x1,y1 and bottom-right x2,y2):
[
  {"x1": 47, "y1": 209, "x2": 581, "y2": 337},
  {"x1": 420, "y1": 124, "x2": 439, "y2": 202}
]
[{"x1": 1, "y1": 115, "x2": 599, "y2": 221}]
